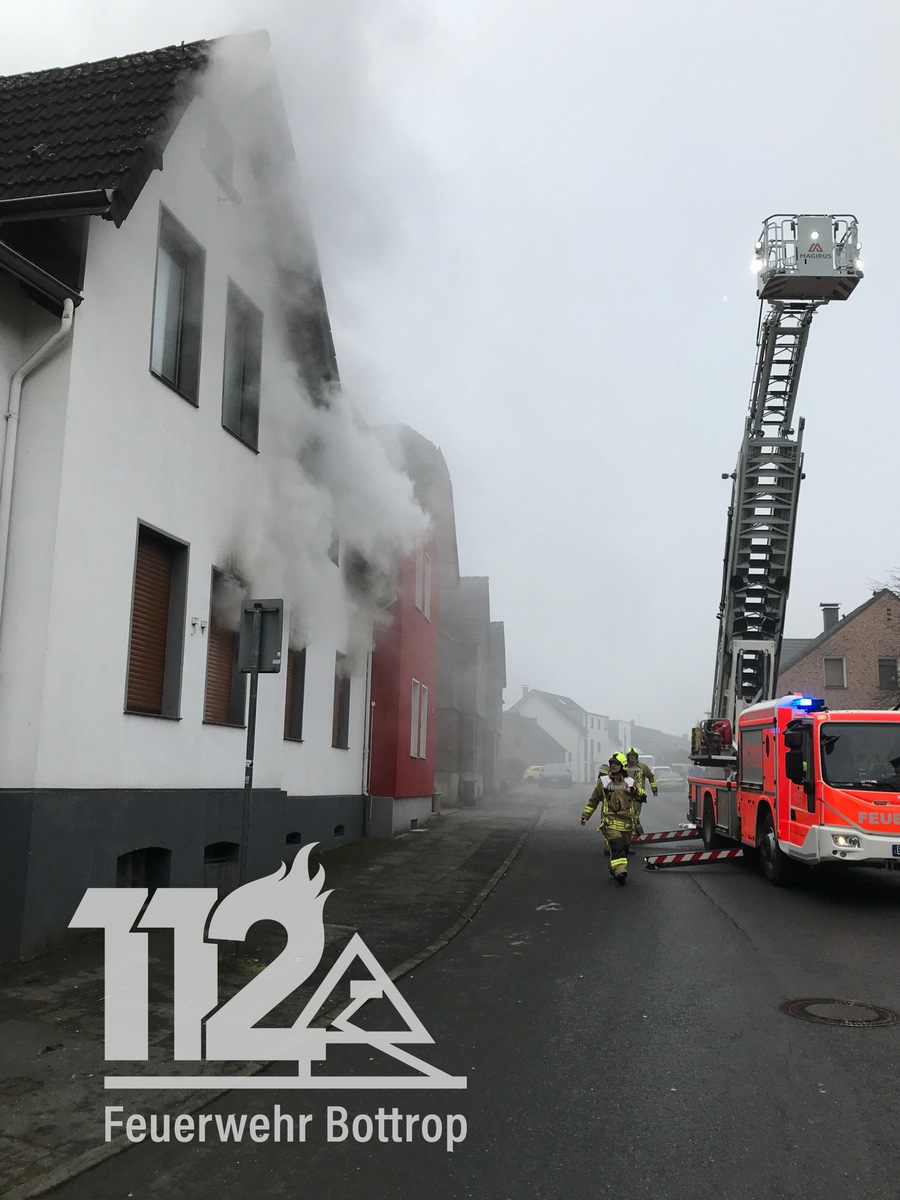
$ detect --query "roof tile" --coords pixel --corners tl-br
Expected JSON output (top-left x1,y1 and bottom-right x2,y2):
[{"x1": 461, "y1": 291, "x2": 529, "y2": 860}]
[{"x1": 0, "y1": 39, "x2": 211, "y2": 219}]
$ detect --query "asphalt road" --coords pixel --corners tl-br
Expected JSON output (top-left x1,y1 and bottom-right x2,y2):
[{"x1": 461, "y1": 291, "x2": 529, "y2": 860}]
[{"x1": 47, "y1": 786, "x2": 900, "y2": 1200}]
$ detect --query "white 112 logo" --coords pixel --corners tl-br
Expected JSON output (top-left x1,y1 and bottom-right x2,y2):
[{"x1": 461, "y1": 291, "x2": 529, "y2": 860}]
[{"x1": 70, "y1": 845, "x2": 465, "y2": 1090}]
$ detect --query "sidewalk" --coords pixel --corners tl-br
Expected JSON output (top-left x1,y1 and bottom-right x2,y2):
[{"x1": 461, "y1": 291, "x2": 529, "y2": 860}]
[{"x1": 0, "y1": 792, "x2": 543, "y2": 1199}]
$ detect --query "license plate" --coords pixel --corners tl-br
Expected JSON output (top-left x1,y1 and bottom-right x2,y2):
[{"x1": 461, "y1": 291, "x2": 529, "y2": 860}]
[{"x1": 893, "y1": 845, "x2": 900, "y2": 858}]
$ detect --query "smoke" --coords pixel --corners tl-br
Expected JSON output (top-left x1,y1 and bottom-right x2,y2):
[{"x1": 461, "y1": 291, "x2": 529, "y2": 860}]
[{"x1": 197, "y1": 31, "x2": 430, "y2": 664}]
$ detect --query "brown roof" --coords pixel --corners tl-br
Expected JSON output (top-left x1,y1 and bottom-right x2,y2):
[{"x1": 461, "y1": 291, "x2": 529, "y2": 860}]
[{"x1": 0, "y1": 39, "x2": 211, "y2": 225}]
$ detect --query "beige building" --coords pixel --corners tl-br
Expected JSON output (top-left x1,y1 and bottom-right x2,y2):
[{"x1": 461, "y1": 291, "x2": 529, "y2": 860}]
[{"x1": 777, "y1": 590, "x2": 900, "y2": 710}]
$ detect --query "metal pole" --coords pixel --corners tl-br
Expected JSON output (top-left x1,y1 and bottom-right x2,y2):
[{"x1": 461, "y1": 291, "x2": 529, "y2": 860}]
[{"x1": 238, "y1": 606, "x2": 262, "y2": 887}]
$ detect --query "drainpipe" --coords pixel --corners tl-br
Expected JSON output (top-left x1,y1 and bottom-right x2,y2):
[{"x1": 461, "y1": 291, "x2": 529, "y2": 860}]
[{"x1": 0, "y1": 299, "x2": 75, "y2": 627}]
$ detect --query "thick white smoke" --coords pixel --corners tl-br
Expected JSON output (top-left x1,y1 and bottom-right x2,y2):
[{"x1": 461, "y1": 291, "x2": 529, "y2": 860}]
[{"x1": 200, "y1": 34, "x2": 430, "y2": 660}]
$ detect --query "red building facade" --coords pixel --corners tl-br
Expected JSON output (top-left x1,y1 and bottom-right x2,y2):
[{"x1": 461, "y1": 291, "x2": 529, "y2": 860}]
[{"x1": 367, "y1": 428, "x2": 459, "y2": 836}]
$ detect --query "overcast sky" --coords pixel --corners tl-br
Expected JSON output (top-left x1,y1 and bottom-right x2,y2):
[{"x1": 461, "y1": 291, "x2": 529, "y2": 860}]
[{"x1": 3, "y1": 1, "x2": 897, "y2": 735}]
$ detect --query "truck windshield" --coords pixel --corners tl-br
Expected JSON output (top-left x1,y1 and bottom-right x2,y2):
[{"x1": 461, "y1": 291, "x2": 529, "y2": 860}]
[{"x1": 819, "y1": 722, "x2": 900, "y2": 790}]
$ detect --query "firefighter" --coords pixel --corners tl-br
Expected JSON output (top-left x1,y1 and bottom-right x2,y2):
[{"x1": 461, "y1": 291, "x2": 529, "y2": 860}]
[
  {"x1": 580, "y1": 752, "x2": 639, "y2": 885},
  {"x1": 625, "y1": 747, "x2": 657, "y2": 836}
]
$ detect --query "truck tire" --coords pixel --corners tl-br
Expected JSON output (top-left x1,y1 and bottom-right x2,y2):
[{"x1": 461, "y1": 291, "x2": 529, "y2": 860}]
[
  {"x1": 702, "y1": 798, "x2": 725, "y2": 851},
  {"x1": 759, "y1": 809, "x2": 795, "y2": 886}
]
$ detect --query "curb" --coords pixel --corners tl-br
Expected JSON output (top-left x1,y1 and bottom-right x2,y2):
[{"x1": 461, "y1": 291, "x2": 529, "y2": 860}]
[{"x1": 3, "y1": 815, "x2": 537, "y2": 1200}]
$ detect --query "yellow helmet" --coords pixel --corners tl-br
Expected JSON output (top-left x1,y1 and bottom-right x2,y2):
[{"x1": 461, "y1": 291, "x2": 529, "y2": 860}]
[
  {"x1": 611, "y1": 752, "x2": 627, "y2": 767},
  {"x1": 626, "y1": 747, "x2": 640, "y2": 759}
]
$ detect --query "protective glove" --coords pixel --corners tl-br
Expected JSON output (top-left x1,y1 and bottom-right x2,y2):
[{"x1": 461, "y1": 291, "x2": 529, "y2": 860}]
[{"x1": 652, "y1": 789, "x2": 659, "y2": 798}]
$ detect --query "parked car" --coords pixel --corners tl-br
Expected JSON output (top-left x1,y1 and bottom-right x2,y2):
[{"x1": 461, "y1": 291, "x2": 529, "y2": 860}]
[
  {"x1": 653, "y1": 765, "x2": 683, "y2": 791},
  {"x1": 539, "y1": 763, "x2": 573, "y2": 789},
  {"x1": 522, "y1": 765, "x2": 543, "y2": 784}
]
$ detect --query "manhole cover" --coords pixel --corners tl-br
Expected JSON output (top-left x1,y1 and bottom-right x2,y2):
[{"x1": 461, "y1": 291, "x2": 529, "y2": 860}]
[{"x1": 779, "y1": 998, "x2": 899, "y2": 1028}]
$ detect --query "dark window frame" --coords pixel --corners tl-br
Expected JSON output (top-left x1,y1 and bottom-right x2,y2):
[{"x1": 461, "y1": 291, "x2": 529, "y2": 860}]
[
  {"x1": 203, "y1": 567, "x2": 248, "y2": 728},
  {"x1": 149, "y1": 206, "x2": 206, "y2": 405},
  {"x1": 823, "y1": 656, "x2": 847, "y2": 689},
  {"x1": 878, "y1": 657, "x2": 899, "y2": 691},
  {"x1": 222, "y1": 279, "x2": 263, "y2": 451},
  {"x1": 124, "y1": 522, "x2": 189, "y2": 718},
  {"x1": 284, "y1": 646, "x2": 307, "y2": 742},
  {"x1": 332, "y1": 652, "x2": 351, "y2": 750}
]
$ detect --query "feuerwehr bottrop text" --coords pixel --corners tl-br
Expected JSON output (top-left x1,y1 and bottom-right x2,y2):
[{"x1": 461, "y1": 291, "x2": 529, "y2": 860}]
[{"x1": 105, "y1": 1105, "x2": 468, "y2": 1151}]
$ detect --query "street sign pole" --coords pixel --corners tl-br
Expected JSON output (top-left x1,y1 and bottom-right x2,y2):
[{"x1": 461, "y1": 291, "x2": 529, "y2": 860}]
[
  {"x1": 235, "y1": 599, "x2": 283, "y2": 888},
  {"x1": 239, "y1": 606, "x2": 262, "y2": 888}
]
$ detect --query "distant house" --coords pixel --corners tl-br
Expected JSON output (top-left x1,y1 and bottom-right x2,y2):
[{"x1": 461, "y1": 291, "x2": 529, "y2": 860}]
[
  {"x1": 435, "y1": 577, "x2": 505, "y2": 804},
  {"x1": 505, "y1": 688, "x2": 632, "y2": 783},
  {"x1": 777, "y1": 590, "x2": 900, "y2": 709},
  {"x1": 367, "y1": 427, "x2": 460, "y2": 835},
  {"x1": 499, "y1": 711, "x2": 566, "y2": 782}
]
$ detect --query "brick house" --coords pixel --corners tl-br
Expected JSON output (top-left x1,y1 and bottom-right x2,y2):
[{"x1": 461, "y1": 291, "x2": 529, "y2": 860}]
[{"x1": 777, "y1": 589, "x2": 900, "y2": 709}]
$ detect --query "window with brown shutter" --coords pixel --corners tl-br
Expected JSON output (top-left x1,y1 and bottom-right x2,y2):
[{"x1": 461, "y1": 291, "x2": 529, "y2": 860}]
[
  {"x1": 203, "y1": 569, "x2": 247, "y2": 726},
  {"x1": 284, "y1": 647, "x2": 307, "y2": 741},
  {"x1": 332, "y1": 652, "x2": 351, "y2": 749},
  {"x1": 125, "y1": 525, "x2": 187, "y2": 717}
]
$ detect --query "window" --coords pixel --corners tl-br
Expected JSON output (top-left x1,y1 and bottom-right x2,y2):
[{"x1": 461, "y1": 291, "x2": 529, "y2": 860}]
[
  {"x1": 284, "y1": 647, "x2": 307, "y2": 741},
  {"x1": 414, "y1": 547, "x2": 432, "y2": 618},
  {"x1": 204, "y1": 569, "x2": 247, "y2": 726},
  {"x1": 878, "y1": 658, "x2": 898, "y2": 691},
  {"x1": 125, "y1": 524, "x2": 188, "y2": 717},
  {"x1": 332, "y1": 652, "x2": 351, "y2": 749},
  {"x1": 410, "y1": 679, "x2": 421, "y2": 756},
  {"x1": 824, "y1": 656, "x2": 847, "y2": 688},
  {"x1": 116, "y1": 847, "x2": 171, "y2": 889},
  {"x1": 150, "y1": 208, "x2": 205, "y2": 402},
  {"x1": 410, "y1": 679, "x2": 428, "y2": 758},
  {"x1": 222, "y1": 280, "x2": 263, "y2": 450},
  {"x1": 419, "y1": 684, "x2": 428, "y2": 757},
  {"x1": 203, "y1": 841, "x2": 239, "y2": 895}
]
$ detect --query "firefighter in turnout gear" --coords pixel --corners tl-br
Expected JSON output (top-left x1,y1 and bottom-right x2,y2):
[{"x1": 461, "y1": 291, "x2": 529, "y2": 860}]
[
  {"x1": 580, "y1": 752, "x2": 638, "y2": 885},
  {"x1": 625, "y1": 747, "x2": 657, "y2": 836}
]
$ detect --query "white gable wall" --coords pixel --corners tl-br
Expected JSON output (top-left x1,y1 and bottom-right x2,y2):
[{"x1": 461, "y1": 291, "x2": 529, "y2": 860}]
[{"x1": 0, "y1": 94, "x2": 368, "y2": 795}]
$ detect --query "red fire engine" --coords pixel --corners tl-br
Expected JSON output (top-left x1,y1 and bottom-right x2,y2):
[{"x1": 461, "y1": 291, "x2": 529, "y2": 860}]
[
  {"x1": 689, "y1": 696, "x2": 900, "y2": 884},
  {"x1": 685, "y1": 216, "x2": 900, "y2": 883}
]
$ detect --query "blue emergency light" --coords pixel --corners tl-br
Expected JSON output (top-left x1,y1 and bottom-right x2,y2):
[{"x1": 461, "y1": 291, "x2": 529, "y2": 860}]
[{"x1": 789, "y1": 695, "x2": 826, "y2": 711}]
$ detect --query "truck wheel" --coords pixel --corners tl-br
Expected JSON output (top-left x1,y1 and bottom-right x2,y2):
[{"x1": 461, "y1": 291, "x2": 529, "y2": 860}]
[
  {"x1": 759, "y1": 810, "x2": 794, "y2": 886},
  {"x1": 702, "y1": 799, "x2": 724, "y2": 851}
]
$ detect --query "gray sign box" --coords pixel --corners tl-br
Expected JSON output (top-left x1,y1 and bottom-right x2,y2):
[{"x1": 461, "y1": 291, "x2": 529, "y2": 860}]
[{"x1": 238, "y1": 600, "x2": 283, "y2": 673}]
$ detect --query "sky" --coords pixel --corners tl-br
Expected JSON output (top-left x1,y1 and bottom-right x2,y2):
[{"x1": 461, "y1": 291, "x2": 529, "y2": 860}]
[{"x1": 3, "y1": 0, "x2": 898, "y2": 736}]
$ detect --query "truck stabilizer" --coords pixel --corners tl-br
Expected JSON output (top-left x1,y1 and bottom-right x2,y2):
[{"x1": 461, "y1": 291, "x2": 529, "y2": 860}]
[
  {"x1": 632, "y1": 828, "x2": 701, "y2": 844},
  {"x1": 644, "y1": 849, "x2": 744, "y2": 871}
]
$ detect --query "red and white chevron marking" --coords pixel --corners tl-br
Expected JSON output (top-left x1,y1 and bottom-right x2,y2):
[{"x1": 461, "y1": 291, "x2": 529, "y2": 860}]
[
  {"x1": 633, "y1": 828, "x2": 699, "y2": 844},
  {"x1": 643, "y1": 848, "x2": 743, "y2": 870}
]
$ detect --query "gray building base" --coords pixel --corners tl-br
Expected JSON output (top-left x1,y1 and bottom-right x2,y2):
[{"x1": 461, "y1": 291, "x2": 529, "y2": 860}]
[
  {"x1": 0, "y1": 788, "x2": 363, "y2": 962},
  {"x1": 366, "y1": 794, "x2": 434, "y2": 839}
]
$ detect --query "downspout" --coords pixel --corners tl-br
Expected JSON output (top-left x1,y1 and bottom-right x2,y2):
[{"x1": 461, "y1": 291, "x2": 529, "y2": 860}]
[
  {"x1": 0, "y1": 299, "x2": 75, "y2": 628},
  {"x1": 360, "y1": 645, "x2": 374, "y2": 835}
]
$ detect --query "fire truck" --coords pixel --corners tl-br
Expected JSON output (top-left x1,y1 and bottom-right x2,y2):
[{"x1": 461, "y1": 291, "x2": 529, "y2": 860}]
[{"x1": 687, "y1": 215, "x2": 900, "y2": 883}]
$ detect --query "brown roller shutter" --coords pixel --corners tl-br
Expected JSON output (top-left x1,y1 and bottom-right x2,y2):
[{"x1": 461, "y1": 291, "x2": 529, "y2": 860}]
[
  {"x1": 283, "y1": 648, "x2": 295, "y2": 739},
  {"x1": 126, "y1": 531, "x2": 173, "y2": 714},
  {"x1": 284, "y1": 647, "x2": 306, "y2": 741},
  {"x1": 204, "y1": 620, "x2": 237, "y2": 724}
]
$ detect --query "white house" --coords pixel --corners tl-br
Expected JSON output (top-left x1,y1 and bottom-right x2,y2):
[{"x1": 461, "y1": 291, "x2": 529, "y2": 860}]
[
  {"x1": 505, "y1": 688, "x2": 634, "y2": 782},
  {"x1": 0, "y1": 34, "x2": 425, "y2": 958}
]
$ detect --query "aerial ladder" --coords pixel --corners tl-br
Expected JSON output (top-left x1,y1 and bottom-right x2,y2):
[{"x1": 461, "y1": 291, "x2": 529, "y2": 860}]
[{"x1": 692, "y1": 214, "x2": 863, "y2": 765}]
